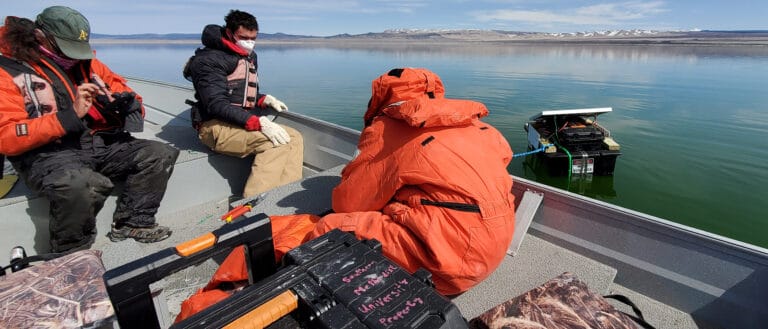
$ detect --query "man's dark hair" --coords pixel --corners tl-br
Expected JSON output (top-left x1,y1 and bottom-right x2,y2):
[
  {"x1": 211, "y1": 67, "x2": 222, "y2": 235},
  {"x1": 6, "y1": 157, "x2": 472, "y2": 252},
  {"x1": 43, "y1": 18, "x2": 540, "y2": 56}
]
[{"x1": 225, "y1": 10, "x2": 258, "y2": 32}]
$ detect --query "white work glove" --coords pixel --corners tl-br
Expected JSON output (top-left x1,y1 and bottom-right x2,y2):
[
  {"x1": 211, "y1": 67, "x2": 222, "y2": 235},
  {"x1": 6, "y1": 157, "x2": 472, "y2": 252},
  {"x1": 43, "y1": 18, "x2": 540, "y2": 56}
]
[
  {"x1": 262, "y1": 94, "x2": 288, "y2": 112},
  {"x1": 259, "y1": 116, "x2": 290, "y2": 146}
]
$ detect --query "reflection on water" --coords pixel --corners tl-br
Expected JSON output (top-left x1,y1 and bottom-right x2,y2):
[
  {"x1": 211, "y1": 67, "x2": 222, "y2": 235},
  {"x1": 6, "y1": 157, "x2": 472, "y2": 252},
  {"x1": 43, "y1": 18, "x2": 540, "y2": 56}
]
[
  {"x1": 94, "y1": 42, "x2": 768, "y2": 84},
  {"x1": 94, "y1": 42, "x2": 768, "y2": 248},
  {"x1": 254, "y1": 42, "x2": 768, "y2": 61}
]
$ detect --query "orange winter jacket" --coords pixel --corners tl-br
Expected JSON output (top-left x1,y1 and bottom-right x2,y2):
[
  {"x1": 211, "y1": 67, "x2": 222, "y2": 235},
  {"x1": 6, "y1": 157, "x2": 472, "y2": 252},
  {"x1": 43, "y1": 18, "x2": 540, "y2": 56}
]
[
  {"x1": 308, "y1": 96, "x2": 516, "y2": 295},
  {"x1": 0, "y1": 27, "x2": 142, "y2": 156}
]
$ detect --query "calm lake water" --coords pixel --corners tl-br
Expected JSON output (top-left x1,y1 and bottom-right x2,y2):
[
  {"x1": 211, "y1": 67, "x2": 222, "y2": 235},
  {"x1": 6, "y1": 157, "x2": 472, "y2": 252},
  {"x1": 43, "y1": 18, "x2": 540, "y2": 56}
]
[{"x1": 93, "y1": 42, "x2": 768, "y2": 248}]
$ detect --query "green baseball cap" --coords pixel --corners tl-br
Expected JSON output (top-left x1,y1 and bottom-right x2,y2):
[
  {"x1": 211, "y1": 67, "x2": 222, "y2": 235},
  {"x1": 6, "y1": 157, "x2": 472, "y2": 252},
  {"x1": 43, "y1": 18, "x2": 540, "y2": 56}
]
[{"x1": 36, "y1": 6, "x2": 93, "y2": 60}]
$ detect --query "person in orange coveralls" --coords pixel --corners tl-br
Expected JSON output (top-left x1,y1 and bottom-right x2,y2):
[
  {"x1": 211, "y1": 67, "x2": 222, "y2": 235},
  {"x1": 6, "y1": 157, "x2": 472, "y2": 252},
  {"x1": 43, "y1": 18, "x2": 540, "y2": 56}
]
[
  {"x1": 0, "y1": 6, "x2": 178, "y2": 252},
  {"x1": 176, "y1": 67, "x2": 516, "y2": 322}
]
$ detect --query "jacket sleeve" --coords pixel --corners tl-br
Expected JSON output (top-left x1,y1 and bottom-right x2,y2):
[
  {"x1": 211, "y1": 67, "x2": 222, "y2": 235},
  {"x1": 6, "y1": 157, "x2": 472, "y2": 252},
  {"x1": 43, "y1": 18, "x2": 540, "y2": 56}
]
[
  {"x1": 0, "y1": 69, "x2": 80, "y2": 156},
  {"x1": 188, "y1": 54, "x2": 252, "y2": 126},
  {"x1": 332, "y1": 123, "x2": 400, "y2": 212}
]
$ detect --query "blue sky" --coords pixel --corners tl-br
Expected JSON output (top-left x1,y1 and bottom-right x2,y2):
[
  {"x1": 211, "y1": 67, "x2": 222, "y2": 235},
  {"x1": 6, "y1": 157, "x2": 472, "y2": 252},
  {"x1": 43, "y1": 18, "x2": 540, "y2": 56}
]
[{"x1": 5, "y1": 1, "x2": 767, "y2": 36}]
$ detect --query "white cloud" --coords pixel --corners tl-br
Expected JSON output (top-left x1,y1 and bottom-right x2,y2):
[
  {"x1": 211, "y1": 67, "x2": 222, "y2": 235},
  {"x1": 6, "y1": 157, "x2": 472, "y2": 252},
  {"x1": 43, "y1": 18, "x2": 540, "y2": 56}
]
[
  {"x1": 576, "y1": 1, "x2": 666, "y2": 20},
  {"x1": 474, "y1": 1, "x2": 668, "y2": 26}
]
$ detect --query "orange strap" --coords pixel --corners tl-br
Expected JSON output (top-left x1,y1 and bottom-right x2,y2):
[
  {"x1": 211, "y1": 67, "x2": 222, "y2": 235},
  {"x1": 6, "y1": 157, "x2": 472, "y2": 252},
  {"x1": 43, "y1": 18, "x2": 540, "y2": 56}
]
[
  {"x1": 35, "y1": 60, "x2": 76, "y2": 101},
  {"x1": 222, "y1": 290, "x2": 298, "y2": 329}
]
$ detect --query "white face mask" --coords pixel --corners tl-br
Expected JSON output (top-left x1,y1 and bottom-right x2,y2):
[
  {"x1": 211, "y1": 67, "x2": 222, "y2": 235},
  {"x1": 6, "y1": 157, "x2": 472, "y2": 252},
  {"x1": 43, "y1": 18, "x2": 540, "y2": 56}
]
[{"x1": 236, "y1": 39, "x2": 256, "y2": 53}]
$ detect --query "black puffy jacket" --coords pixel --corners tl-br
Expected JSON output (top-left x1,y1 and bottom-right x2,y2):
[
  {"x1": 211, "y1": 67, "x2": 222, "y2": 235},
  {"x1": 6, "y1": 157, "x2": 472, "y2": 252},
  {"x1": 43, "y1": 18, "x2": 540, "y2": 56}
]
[{"x1": 185, "y1": 24, "x2": 265, "y2": 125}]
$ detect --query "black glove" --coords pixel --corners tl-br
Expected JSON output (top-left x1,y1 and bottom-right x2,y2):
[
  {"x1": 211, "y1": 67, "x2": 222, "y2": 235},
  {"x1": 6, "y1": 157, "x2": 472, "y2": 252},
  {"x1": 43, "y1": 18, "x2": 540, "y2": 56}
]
[
  {"x1": 94, "y1": 92, "x2": 142, "y2": 131},
  {"x1": 114, "y1": 92, "x2": 143, "y2": 132}
]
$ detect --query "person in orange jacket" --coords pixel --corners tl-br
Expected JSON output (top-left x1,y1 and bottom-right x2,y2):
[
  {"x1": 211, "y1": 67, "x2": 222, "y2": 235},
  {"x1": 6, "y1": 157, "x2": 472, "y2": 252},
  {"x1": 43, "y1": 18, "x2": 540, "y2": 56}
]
[
  {"x1": 0, "y1": 6, "x2": 179, "y2": 252},
  {"x1": 175, "y1": 68, "x2": 516, "y2": 322},
  {"x1": 309, "y1": 68, "x2": 516, "y2": 295}
]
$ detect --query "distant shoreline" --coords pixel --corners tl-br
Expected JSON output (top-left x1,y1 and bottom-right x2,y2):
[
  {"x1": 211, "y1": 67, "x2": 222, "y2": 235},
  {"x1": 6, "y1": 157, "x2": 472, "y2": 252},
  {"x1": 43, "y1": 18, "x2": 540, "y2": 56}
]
[{"x1": 91, "y1": 36, "x2": 768, "y2": 46}]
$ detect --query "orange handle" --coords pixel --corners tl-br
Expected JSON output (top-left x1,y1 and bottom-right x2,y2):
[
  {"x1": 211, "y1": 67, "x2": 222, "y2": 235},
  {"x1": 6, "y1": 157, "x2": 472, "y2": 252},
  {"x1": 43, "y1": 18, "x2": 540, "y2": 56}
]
[
  {"x1": 175, "y1": 233, "x2": 216, "y2": 257},
  {"x1": 221, "y1": 205, "x2": 251, "y2": 222},
  {"x1": 223, "y1": 290, "x2": 298, "y2": 329}
]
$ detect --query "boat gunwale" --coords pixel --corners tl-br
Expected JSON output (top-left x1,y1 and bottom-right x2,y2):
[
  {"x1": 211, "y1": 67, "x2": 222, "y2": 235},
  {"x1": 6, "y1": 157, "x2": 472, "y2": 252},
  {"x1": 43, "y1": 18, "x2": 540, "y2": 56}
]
[{"x1": 513, "y1": 175, "x2": 768, "y2": 262}]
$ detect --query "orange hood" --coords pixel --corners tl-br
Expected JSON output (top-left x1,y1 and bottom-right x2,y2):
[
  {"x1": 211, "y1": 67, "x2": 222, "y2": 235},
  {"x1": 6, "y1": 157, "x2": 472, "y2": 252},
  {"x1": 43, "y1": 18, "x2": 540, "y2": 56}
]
[{"x1": 364, "y1": 67, "x2": 446, "y2": 126}]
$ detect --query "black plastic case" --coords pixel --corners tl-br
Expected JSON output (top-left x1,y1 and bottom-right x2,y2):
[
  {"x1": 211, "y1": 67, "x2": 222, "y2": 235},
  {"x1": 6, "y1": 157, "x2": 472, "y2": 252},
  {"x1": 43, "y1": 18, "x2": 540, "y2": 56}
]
[{"x1": 177, "y1": 229, "x2": 468, "y2": 329}]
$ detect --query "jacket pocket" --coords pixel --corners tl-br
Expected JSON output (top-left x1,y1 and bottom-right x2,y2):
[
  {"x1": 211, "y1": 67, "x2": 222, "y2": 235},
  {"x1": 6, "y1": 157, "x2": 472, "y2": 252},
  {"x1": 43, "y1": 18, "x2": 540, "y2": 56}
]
[{"x1": 460, "y1": 216, "x2": 506, "y2": 282}]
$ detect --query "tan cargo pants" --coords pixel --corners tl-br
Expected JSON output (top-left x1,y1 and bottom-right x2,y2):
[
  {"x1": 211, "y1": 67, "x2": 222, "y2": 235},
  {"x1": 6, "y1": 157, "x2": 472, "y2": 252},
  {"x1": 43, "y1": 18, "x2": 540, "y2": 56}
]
[{"x1": 198, "y1": 119, "x2": 303, "y2": 197}]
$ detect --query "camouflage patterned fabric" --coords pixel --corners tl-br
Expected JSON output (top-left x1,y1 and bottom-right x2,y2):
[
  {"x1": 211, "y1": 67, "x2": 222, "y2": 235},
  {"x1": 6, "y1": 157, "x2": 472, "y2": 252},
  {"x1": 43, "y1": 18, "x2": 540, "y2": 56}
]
[
  {"x1": 0, "y1": 250, "x2": 115, "y2": 328},
  {"x1": 469, "y1": 272, "x2": 639, "y2": 329}
]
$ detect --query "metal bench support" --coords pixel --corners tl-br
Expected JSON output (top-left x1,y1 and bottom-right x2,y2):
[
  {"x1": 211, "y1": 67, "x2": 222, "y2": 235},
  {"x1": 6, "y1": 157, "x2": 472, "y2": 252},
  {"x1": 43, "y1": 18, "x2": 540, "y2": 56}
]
[{"x1": 507, "y1": 190, "x2": 544, "y2": 256}]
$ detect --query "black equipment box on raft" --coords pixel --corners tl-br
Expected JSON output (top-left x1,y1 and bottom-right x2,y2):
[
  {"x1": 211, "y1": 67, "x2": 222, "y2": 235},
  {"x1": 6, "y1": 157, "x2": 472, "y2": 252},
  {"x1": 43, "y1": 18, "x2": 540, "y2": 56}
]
[
  {"x1": 177, "y1": 228, "x2": 468, "y2": 329},
  {"x1": 558, "y1": 126, "x2": 605, "y2": 151},
  {"x1": 103, "y1": 213, "x2": 277, "y2": 328},
  {"x1": 524, "y1": 108, "x2": 622, "y2": 176}
]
